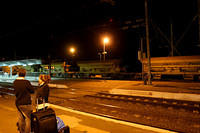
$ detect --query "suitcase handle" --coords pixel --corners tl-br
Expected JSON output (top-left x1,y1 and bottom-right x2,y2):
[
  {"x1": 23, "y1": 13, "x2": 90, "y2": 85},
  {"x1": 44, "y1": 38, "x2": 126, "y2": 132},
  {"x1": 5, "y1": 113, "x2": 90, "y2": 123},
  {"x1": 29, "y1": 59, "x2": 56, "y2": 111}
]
[{"x1": 36, "y1": 98, "x2": 46, "y2": 111}]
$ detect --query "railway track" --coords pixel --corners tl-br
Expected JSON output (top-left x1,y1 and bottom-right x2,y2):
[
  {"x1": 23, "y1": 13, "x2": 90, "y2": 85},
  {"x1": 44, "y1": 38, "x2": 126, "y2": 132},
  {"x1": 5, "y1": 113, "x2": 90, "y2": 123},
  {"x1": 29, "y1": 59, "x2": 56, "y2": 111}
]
[
  {"x1": 0, "y1": 85, "x2": 199, "y2": 113},
  {"x1": 0, "y1": 88, "x2": 14, "y2": 96},
  {"x1": 0, "y1": 86, "x2": 199, "y2": 113},
  {"x1": 85, "y1": 92, "x2": 200, "y2": 113}
]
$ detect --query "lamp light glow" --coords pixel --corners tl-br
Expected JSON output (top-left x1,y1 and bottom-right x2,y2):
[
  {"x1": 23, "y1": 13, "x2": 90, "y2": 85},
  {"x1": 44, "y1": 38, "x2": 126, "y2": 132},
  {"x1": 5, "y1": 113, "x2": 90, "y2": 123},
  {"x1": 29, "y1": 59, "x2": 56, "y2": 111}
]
[
  {"x1": 103, "y1": 37, "x2": 109, "y2": 44},
  {"x1": 70, "y1": 47, "x2": 75, "y2": 54}
]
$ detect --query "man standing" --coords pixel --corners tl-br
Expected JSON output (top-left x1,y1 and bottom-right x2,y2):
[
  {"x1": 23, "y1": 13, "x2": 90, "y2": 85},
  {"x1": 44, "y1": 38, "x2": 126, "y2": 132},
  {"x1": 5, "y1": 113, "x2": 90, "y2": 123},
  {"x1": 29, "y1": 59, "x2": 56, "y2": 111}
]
[{"x1": 13, "y1": 69, "x2": 35, "y2": 133}]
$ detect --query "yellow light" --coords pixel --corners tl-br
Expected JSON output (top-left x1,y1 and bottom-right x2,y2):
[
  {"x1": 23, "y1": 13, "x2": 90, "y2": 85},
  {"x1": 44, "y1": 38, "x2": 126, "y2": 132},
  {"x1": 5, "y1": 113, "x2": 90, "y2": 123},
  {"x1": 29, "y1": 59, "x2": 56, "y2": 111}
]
[
  {"x1": 103, "y1": 37, "x2": 109, "y2": 44},
  {"x1": 70, "y1": 47, "x2": 75, "y2": 53}
]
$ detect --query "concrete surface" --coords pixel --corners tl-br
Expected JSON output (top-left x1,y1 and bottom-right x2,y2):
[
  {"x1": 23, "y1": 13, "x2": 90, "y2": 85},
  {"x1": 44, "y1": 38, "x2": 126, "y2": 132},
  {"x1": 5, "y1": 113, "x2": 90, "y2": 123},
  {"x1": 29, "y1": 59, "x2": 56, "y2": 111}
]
[{"x1": 109, "y1": 89, "x2": 200, "y2": 102}]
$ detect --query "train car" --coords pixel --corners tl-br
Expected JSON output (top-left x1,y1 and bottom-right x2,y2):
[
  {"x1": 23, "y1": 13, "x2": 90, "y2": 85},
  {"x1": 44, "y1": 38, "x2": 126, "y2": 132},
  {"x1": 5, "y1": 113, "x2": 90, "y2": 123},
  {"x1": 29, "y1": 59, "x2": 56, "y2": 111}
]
[
  {"x1": 77, "y1": 60, "x2": 121, "y2": 78},
  {"x1": 141, "y1": 56, "x2": 200, "y2": 80}
]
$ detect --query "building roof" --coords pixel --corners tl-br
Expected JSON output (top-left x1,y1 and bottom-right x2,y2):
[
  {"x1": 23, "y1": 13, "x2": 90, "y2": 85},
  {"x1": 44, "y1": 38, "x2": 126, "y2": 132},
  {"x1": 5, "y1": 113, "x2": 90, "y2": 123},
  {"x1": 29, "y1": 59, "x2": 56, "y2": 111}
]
[{"x1": 0, "y1": 59, "x2": 42, "y2": 67}]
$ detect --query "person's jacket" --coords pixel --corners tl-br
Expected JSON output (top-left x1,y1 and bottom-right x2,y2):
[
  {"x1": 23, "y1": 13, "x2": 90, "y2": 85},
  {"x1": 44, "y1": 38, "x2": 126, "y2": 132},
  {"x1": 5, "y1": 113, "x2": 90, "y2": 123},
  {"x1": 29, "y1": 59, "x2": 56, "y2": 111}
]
[
  {"x1": 36, "y1": 82, "x2": 49, "y2": 102},
  {"x1": 13, "y1": 77, "x2": 34, "y2": 106}
]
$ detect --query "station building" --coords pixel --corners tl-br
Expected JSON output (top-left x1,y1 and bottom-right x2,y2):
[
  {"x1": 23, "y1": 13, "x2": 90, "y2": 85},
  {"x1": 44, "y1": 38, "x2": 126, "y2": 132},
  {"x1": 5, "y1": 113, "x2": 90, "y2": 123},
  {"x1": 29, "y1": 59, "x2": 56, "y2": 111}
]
[{"x1": 0, "y1": 59, "x2": 42, "y2": 78}]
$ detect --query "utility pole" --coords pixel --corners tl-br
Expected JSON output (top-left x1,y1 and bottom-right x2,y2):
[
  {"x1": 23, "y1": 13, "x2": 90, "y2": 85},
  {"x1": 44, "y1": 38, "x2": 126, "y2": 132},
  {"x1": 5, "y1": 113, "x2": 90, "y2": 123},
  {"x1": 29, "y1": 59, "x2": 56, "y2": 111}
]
[
  {"x1": 140, "y1": 37, "x2": 144, "y2": 81},
  {"x1": 48, "y1": 54, "x2": 51, "y2": 77},
  {"x1": 170, "y1": 21, "x2": 174, "y2": 56},
  {"x1": 198, "y1": 0, "x2": 200, "y2": 44},
  {"x1": 145, "y1": 0, "x2": 152, "y2": 85}
]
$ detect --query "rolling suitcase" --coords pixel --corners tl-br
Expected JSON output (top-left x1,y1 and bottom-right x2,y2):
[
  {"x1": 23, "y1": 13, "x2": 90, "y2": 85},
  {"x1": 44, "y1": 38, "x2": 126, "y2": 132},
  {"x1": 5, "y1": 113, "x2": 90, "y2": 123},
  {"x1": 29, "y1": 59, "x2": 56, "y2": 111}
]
[{"x1": 31, "y1": 98, "x2": 58, "y2": 133}]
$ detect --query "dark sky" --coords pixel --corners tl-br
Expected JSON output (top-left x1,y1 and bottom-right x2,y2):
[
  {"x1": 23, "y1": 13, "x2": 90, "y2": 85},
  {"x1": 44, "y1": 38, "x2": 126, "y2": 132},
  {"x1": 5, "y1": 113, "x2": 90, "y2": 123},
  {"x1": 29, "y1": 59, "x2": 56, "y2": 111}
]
[{"x1": 0, "y1": 0, "x2": 198, "y2": 67}]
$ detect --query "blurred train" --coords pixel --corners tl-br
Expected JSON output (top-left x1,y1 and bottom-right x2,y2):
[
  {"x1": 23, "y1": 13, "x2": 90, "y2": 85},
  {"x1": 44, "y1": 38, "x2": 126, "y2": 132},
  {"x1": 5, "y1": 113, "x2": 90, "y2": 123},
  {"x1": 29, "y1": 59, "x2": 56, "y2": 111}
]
[{"x1": 141, "y1": 55, "x2": 200, "y2": 80}]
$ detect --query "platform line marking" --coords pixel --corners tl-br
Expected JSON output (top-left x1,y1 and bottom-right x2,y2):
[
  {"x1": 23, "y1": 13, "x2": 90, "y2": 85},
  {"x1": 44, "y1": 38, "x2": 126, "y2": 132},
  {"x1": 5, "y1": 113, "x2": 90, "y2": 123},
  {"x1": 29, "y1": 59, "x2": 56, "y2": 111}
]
[
  {"x1": 110, "y1": 89, "x2": 200, "y2": 102},
  {"x1": 50, "y1": 104, "x2": 178, "y2": 133}
]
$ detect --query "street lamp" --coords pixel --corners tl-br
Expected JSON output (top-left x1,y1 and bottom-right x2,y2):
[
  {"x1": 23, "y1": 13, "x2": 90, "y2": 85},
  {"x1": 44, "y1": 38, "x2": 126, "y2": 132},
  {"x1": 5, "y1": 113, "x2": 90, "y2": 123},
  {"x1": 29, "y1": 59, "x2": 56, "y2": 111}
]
[
  {"x1": 103, "y1": 37, "x2": 109, "y2": 61},
  {"x1": 98, "y1": 52, "x2": 102, "y2": 61},
  {"x1": 69, "y1": 47, "x2": 75, "y2": 56},
  {"x1": 66, "y1": 47, "x2": 76, "y2": 79}
]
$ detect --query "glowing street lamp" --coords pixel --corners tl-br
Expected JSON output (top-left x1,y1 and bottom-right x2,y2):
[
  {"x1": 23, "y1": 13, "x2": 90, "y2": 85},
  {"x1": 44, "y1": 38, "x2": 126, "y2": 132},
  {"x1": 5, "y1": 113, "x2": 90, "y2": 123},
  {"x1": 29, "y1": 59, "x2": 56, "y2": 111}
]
[
  {"x1": 104, "y1": 37, "x2": 109, "y2": 44},
  {"x1": 103, "y1": 37, "x2": 109, "y2": 61},
  {"x1": 69, "y1": 47, "x2": 75, "y2": 55}
]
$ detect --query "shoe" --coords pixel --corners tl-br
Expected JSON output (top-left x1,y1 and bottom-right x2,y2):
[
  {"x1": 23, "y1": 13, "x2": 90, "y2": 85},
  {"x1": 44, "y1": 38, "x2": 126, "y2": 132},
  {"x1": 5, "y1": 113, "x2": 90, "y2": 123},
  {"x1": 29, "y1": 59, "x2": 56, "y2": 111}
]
[{"x1": 16, "y1": 122, "x2": 19, "y2": 130}]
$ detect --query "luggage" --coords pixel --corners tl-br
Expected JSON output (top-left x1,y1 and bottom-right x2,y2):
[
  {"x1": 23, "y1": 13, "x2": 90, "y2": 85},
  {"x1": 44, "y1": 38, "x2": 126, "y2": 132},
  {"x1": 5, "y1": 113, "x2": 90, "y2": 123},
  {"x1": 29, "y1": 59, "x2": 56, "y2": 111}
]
[
  {"x1": 59, "y1": 126, "x2": 70, "y2": 133},
  {"x1": 57, "y1": 116, "x2": 66, "y2": 131},
  {"x1": 31, "y1": 99, "x2": 58, "y2": 133},
  {"x1": 56, "y1": 116, "x2": 70, "y2": 133}
]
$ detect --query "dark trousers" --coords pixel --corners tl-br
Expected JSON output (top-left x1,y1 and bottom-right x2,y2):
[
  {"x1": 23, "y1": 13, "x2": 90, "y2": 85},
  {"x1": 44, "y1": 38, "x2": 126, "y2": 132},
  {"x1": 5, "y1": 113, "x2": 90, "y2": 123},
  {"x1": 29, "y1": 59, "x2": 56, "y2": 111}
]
[{"x1": 17, "y1": 105, "x2": 32, "y2": 133}]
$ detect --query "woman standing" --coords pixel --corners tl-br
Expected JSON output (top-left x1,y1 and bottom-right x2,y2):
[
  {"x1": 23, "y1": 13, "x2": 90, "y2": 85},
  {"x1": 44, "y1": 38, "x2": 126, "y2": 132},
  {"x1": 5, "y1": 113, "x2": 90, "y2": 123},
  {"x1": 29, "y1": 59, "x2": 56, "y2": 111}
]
[{"x1": 36, "y1": 75, "x2": 50, "y2": 103}]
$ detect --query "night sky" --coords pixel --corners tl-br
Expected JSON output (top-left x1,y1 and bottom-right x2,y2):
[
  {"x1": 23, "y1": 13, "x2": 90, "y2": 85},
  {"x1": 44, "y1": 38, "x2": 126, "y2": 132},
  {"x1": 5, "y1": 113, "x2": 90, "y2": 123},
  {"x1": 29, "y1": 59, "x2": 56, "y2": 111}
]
[{"x1": 0, "y1": 0, "x2": 199, "y2": 71}]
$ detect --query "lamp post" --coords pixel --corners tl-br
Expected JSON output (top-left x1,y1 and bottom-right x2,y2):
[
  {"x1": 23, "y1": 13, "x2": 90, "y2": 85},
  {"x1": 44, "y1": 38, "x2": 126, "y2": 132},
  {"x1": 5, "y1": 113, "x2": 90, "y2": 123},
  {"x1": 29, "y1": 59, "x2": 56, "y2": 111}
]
[
  {"x1": 64, "y1": 47, "x2": 76, "y2": 79},
  {"x1": 98, "y1": 52, "x2": 102, "y2": 61},
  {"x1": 103, "y1": 37, "x2": 109, "y2": 61}
]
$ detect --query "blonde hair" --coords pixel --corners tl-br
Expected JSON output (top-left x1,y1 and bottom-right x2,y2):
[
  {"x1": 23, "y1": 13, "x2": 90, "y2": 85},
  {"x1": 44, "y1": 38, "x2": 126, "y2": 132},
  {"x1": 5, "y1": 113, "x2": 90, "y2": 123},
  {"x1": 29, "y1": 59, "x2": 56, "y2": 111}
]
[{"x1": 39, "y1": 74, "x2": 51, "y2": 83}]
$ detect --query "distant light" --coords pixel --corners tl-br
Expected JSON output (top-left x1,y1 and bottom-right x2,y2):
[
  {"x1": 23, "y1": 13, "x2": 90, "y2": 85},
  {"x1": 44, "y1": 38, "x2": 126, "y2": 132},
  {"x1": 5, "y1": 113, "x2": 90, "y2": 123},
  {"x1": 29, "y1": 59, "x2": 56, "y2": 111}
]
[
  {"x1": 28, "y1": 63, "x2": 34, "y2": 66},
  {"x1": 103, "y1": 37, "x2": 109, "y2": 44},
  {"x1": 70, "y1": 47, "x2": 75, "y2": 54}
]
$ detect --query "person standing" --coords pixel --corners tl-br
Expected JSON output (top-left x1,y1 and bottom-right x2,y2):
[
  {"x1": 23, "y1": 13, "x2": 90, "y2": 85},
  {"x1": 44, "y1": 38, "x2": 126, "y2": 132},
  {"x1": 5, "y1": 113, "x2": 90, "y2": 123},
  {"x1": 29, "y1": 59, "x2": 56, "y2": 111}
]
[
  {"x1": 36, "y1": 75, "x2": 50, "y2": 103},
  {"x1": 13, "y1": 69, "x2": 34, "y2": 133}
]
